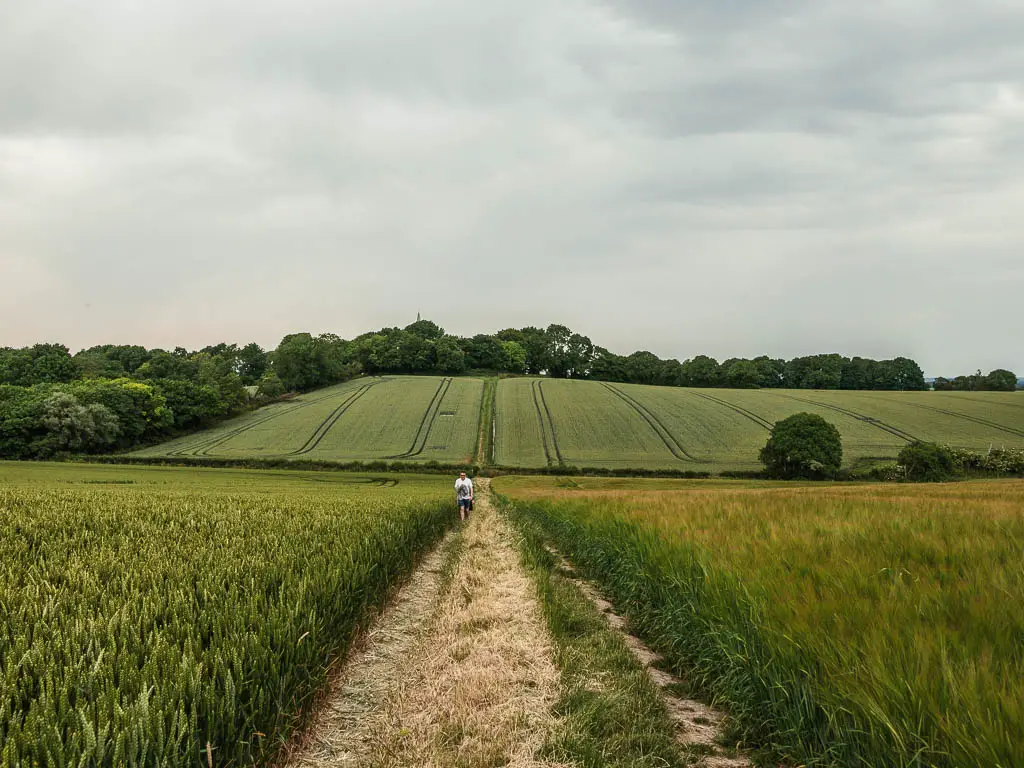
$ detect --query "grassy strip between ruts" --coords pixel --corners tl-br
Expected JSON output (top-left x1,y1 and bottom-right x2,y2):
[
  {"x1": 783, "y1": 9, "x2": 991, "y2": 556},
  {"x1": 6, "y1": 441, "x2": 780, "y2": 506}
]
[{"x1": 499, "y1": 493, "x2": 688, "y2": 768}]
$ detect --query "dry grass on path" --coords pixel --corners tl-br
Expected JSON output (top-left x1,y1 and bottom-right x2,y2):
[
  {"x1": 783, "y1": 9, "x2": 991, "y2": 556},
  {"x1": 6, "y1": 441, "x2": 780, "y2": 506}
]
[
  {"x1": 283, "y1": 532, "x2": 458, "y2": 768},
  {"x1": 364, "y1": 480, "x2": 565, "y2": 768},
  {"x1": 285, "y1": 480, "x2": 564, "y2": 768}
]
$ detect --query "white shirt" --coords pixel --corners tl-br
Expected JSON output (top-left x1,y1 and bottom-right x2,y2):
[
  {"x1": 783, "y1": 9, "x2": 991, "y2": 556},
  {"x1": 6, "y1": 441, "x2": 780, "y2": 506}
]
[{"x1": 455, "y1": 477, "x2": 474, "y2": 499}]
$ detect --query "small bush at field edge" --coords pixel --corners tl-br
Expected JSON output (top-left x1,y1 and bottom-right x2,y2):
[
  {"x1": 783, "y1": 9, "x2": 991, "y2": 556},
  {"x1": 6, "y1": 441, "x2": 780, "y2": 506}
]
[{"x1": 897, "y1": 441, "x2": 957, "y2": 482}]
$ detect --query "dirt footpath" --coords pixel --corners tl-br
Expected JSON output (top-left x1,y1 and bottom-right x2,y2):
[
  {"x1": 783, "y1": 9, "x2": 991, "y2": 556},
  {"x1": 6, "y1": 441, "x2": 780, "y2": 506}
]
[{"x1": 286, "y1": 480, "x2": 564, "y2": 768}]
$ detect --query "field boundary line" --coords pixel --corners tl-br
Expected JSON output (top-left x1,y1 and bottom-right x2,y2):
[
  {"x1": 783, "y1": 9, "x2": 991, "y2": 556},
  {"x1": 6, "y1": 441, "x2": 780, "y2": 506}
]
[
  {"x1": 688, "y1": 390, "x2": 774, "y2": 430},
  {"x1": 537, "y1": 380, "x2": 565, "y2": 466},
  {"x1": 767, "y1": 392, "x2": 919, "y2": 442},
  {"x1": 531, "y1": 380, "x2": 554, "y2": 467},
  {"x1": 602, "y1": 383, "x2": 698, "y2": 462}
]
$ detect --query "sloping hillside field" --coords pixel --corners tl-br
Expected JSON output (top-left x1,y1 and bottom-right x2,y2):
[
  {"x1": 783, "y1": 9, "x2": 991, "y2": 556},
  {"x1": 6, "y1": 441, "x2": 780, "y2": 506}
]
[
  {"x1": 135, "y1": 375, "x2": 483, "y2": 463},
  {"x1": 493, "y1": 379, "x2": 1024, "y2": 470},
  {"x1": 136, "y1": 376, "x2": 1024, "y2": 470}
]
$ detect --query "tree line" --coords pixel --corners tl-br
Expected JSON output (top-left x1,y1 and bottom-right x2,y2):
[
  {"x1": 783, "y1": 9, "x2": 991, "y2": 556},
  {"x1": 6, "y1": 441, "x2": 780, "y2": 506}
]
[
  {"x1": 0, "y1": 343, "x2": 263, "y2": 459},
  {"x1": 271, "y1": 320, "x2": 996, "y2": 393},
  {"x1": 1, "y1": 320, "x2": 1018, "y2": 459}
]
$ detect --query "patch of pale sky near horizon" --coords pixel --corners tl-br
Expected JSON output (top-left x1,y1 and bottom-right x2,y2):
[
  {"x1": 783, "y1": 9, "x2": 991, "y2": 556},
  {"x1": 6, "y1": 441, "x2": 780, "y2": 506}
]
[{"x1": 1, "y1": 0, "x2": 1022, "y2": 377}]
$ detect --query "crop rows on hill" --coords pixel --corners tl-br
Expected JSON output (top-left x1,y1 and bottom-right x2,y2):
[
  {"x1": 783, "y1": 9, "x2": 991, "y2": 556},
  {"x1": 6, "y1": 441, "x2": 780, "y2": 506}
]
[
  {"x1": 136, "y1": 376, "x2": 1024, "y2": 471},
  {"x1": 0, "y1": 465, "x2": 451, "y2": 767},
  {"x1": 288, "y1": 382, "x2": 380, "y2": 456},
  {"x1": 155, "y1": 379, "x2": 375, "y2": 458},
  {"x1": 769, "y1": 391, "x2": 920, "y2": 442},
  {"x1": 390, "y1": 377, "x2": 452, "y2": 458},
  {"x1": 688, "y1": 390, "x2": 774, "y2": 430},
  {"x1": 532, "y1": 380, "x2": 563, "y2": 466},
  {"x1": 600, "y1": 383, "x2": 697, "y2": 461}
]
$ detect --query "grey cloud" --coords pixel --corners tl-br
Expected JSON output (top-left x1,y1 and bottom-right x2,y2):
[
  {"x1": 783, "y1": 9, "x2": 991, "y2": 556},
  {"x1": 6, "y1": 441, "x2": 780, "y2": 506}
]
[{"x1": 1, "y1": 0, "x2": 1022, "y2": 375}]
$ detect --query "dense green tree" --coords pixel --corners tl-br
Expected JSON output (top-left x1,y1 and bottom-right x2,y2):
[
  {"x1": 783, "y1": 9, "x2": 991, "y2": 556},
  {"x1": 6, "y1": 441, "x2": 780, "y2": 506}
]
[
  {"x1": 39, "y1": 392, "x2": 121, "y2": 454},
  {"x1": 545, "y1": 324, "x2": 573, "y2": 378},
  {"x1": 760, "y1": 413, "x2": 843, "y2": 479},
  {"x1": 73, "y1": 350, "x2": 127, "y2": 379},
  {"x1": 625, "y1": 351, "x2": 663, "y2": 385},
  {"x1": 565, "y1": 333, "x2": 595, "y2": 378},
  {"x1": 255, "y1": 371, "x2": 287, "y2": 399},
  {"x1": 517, "y1": 326, "x2": 551, "y2": 374},
  {"x1": 153, "y1": 379, "x2": 233, "y2": 430},
  {"x1": 985, "y1": 369, "x2": 1018, "y2": 392},
  {"x1": 658, "y1": 359, "x2": 684, "y2": 387},
  {"x1": 0, "y1": 344, "x2": 78, "y2": 386},
  {"x1": 405, "y1": 319, "x2": 445, "y2": 340},
  {"x1": 0, "y1": 386, "x2": 48, "y2": 458},
  {"x1": 786, "y1": 354, "x2": 844, "y2": 389},
  {"x1": 725, "y1": 359, "x2": 761, "y2": 389},
  {"x1": 875, "y1": 358, "x2": 927, "y2": 391},
  {"x1": 588, "y1": 347, "x2": 628, "y2": 382},
  {"x1": 435, "y1": 336, "x2": 468, "y2": 374},
  {"x1": 502, "y1": 341, "x2": 527, "y2": 374},
  {"x1": 135, "y1": 350, "x2": 200, "y2": 381},
  {"x1": 237, "y1": 343, "x2": 268, "y2": 385},
  {"x1": 681, "y1": 355, "x2": 720, "y2": 387},
  {"x1": 273, "y1": 333, "x2": 357, "y2": 390},
  {"x1": 460, "y1": 335, "x2": 508, "y2": 370},
  {"x1": 65, "y1": 379, "x2": 173, "y2": 446},
  {"x1": 753, "y1": 356, "x2": 785, "y2": 388},
  {"x1": 495, "y1": 328, "x2": 524, "y2": 344},
  {"x1": 898, "y1": 441, "x2": 957, "y2": 482},
  {"x1": 841, "y1": 357, "x2": 877, "y2": 390}
]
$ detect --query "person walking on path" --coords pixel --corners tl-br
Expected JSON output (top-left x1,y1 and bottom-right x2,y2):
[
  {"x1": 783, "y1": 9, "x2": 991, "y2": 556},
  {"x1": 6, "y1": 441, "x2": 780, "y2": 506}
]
[{"x1": 454, "y1": 472, "x2": 474, "y2": 522}]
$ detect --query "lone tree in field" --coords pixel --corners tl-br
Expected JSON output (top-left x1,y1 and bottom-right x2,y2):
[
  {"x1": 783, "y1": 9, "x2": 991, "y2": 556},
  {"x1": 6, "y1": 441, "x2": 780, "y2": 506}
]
[{"x1": 760, "y1": 412, "x2": 843, "y2": 479}]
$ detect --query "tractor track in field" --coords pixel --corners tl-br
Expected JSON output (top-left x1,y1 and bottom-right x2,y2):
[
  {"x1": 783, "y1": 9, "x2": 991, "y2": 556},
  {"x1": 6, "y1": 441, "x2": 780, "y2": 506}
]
[
  {"x1": 536, "y1": 380, "x2": 565, "y2": 466},
  {"x1": 688, "y1": 391, "x2": 774, "y2": 431},
  {"x1": 531, "y1": 380, "x2": 555, "y2": 467},
  {"x1": 946, "y1": 395, "x2": 1024, "y2": 410},
  {"x1": 169, "y1": 380, "x2": 382, "y2": 458},
  {"x1": 768, "y1": 392, "x2": 919, "y2": 443},
  {"x1": 897, "y1": 401, "x2": 1024, "y2": 439},
  {"x1": 388, "y1": 378, "x2": 452, "y2": 459},
  {"x1": 287, "y1": 383, "x2": 381, "y2": 457},
  {"x1": 176, "y1": 389, "x2": 344, "y2": 457},
  {"x1": 602, "y1": 383, "x2": 699, "y2": 462}
]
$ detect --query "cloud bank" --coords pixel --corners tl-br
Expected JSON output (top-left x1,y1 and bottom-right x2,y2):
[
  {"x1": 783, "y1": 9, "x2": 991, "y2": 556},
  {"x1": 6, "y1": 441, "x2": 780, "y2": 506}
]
[{"x1": 1, "y1": 0, "x2": 1022, "y2": 375}]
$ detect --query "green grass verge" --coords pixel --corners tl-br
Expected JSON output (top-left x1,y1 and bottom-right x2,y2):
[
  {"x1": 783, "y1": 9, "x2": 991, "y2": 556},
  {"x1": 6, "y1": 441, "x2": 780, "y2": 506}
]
[{"x1": 500, "y1": 494, "x2": 688, "y2": 768}]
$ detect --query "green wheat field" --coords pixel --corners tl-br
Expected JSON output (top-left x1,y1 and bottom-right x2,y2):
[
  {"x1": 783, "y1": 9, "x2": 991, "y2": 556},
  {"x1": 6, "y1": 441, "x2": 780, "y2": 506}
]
[{"x1": 133, "y1": 375, "x2": 1024, "y2": 471}]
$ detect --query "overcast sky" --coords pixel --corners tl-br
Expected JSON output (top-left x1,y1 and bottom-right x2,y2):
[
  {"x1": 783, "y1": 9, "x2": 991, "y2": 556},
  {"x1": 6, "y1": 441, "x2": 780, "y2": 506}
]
[{"x1": 2, "y1": 1, "x2": 1022, "y2": 376}]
